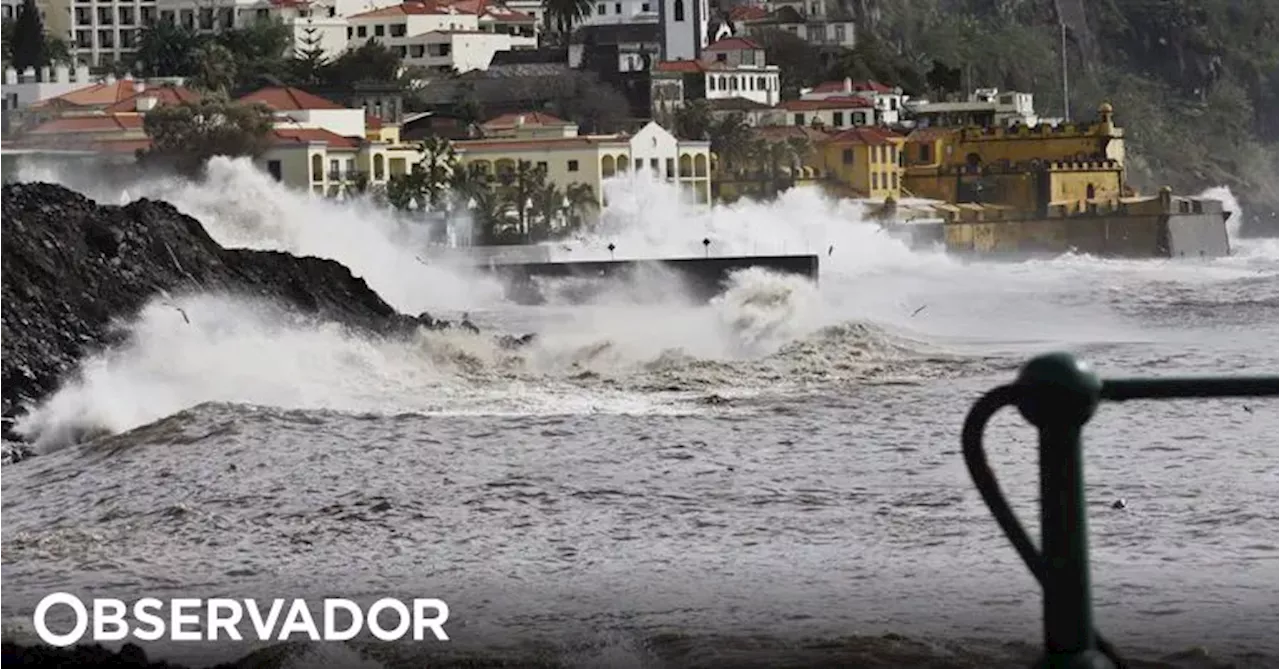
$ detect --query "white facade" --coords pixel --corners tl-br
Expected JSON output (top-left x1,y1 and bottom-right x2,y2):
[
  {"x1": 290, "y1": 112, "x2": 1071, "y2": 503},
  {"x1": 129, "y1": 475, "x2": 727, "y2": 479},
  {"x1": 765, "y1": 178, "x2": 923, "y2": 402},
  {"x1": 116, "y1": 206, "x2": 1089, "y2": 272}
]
[
  {"x1": 68, "y1": 0, "x2": 156, "y2": 68},
  {"x1": 274, "y1": 107, "x2": 367, "y2": 136},
  {"x1": 2, "y1": 64, "x2": 95, "y2": 111},
  {"x1": 346, "y1": 2, "x2": 535, "y2": 71},
  {"x1": 658, "y1": 0, "x2": 708, "y2": 61},
  {"x1": 906, "y1": 88, "x2": 1041, "y2": 128},
  {"x1": 582, "y1": 0, "x2": 655, "y2": 25},
  {"x1": 799, "y1": 78, "x2": 905, "y2": 124},
  {"x1": 704, "y1": 67, "x2": 779, "y2": 106}
]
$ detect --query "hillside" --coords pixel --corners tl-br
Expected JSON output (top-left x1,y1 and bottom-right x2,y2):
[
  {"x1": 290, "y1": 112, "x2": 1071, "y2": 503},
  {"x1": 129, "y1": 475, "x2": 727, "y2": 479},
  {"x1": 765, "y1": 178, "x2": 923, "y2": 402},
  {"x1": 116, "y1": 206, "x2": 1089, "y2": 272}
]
[{"x1": 770, "y1": 0, "x2": 1278, "y2": 235}]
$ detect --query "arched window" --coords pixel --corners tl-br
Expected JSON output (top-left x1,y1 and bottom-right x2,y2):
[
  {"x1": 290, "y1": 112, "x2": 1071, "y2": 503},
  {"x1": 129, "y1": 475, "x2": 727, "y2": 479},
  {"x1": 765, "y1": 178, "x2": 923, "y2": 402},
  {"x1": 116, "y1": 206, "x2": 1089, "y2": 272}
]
[{"x1": 673, "y1": 0, "x2": 684, "y2": 21}]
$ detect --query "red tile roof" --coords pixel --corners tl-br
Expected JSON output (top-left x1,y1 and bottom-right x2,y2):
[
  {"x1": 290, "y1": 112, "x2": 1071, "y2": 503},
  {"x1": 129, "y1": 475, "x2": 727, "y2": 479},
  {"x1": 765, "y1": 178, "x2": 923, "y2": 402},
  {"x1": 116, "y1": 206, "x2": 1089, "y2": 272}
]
[
  {"x1": 655, "y1": 59, "x2": 704, "y2": 73},
  {"x1": 728, "y1": 5, "x2": 768, "y2": 20},
  {"x1": 103, "y1": 85, "x2": 202, "y2": 113},
  {"x1": 271, "y1": 128, "x2": 363, "y2": 149},
  {"x1": 28, "y1": 113, "x2": 145, "y2": 134},
  {"x1": 348, "y1": 1, "x2": 452, "y2": 18},
  {"x1": 481, "y1": 111, "x2": 572, "y2": 128},
  {"x1": 705, "y1": 36, "x2": 762, "y2": 51},
  {"x1": 811, "y1": 79, "x2": 894, "y2": 94},
  {"x1": 826, "y1": 126, "x2": 901, "y2": 145},
  {"x1": 240, "y1": 86, "x2": 345, "y2": 111},
  {"x1": 778, "y1": 96, "x2": 875, "y2": 111},
  {"x1": 455, "y1": 136, "x2": 627, "y2": 152},
  {"x1": 31, "y1": 79, "x2": 143, "y2": 109},
  {"x1": 366, "y1": 115, "x2": 384, "y2": 130}
]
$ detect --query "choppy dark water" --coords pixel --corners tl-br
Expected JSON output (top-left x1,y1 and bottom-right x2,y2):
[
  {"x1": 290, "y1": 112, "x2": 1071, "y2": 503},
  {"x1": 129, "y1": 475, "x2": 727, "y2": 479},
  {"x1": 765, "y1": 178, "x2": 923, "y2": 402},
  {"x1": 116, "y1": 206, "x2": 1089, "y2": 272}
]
[{"x1": 1, "y1": 170, "x2": 1277, "y2": 668}]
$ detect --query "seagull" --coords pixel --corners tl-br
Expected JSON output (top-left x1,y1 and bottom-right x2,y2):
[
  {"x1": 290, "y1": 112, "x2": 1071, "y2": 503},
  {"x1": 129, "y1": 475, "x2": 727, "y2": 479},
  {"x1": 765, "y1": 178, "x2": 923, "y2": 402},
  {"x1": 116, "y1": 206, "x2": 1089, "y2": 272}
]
[{"x1": 1112, "y1": 499, "x2": 1126, "y2": 510}]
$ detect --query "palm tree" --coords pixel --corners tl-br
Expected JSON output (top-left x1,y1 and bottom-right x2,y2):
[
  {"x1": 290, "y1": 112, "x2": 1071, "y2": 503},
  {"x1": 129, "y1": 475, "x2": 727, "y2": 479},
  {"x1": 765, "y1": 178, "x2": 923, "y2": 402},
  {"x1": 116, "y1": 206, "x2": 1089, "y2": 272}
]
[
  {"x1": 529, "y1": 182, "x2": 564, "y2": 242},
  {"x1": 542, "y1": 0, "x2": 593, "y2": 34},
  {"x1": 417, "y1": 136, "x2": 458, "y2": 207},
  {"x1": 495, "y1": 160, "x2": 548, "y2": 241},
  {"x1": 708, "y1": 114, "x2": 753, "y2": 175},
  {"x1": 563, "y1": 182, "x2": 598, "y2": 233}
]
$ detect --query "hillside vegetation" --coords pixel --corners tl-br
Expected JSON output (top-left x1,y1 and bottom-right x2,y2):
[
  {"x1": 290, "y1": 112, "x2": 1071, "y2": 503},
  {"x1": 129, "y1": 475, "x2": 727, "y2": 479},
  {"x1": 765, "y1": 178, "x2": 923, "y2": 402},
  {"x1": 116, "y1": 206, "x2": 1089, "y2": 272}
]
[{"x1": 766, "y1": 0, "x2": 1278, "y2": 234}]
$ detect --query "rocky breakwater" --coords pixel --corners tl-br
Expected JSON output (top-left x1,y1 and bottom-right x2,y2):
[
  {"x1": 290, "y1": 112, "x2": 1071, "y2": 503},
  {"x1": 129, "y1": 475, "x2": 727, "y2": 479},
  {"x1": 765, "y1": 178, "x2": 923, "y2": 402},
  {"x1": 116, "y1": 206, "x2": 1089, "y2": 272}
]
[{"x1": 0, "y1": 182, "x2": 525, "y2": 456}]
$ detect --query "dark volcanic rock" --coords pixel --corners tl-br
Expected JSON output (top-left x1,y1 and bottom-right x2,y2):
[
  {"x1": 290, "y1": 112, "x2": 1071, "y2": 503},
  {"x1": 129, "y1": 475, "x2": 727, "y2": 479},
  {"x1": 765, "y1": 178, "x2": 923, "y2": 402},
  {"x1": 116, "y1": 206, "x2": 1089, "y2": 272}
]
[{"x1": 0, "y1": 182, "x2": 465, "y2": 444}]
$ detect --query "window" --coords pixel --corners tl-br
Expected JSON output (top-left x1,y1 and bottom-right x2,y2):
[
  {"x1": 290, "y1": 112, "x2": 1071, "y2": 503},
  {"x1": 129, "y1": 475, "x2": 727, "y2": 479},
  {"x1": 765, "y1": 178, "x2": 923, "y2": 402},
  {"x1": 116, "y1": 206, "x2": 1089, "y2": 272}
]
[
  {"x1": 75, "y1": 29, "x2": 90, "y2": 47},
  {"x1": 708, "y1": 77, "x2": 716, "y2": 91},
  {"x1": 614, "y1": 2, "x2": 621, "y2": 11},
  {"x1": 872, "y1": 173, "x2": 879, "y2": 189},
  {"x1": 537, "y1": 161, "x2": 548, "y2": 171},
  {"x1": 374, "y1": 24, "x2": 385, "y2": 36},
  {"x1": 410, "y1": 44, "x2": 424, "y2": 57},
  {"x1": 97, "y1": 29, "x2": 113, "y2": 47},
  {"x1": 919, "y1": 144, "x2": 930, "y2": 162},
  {"x1": 96, "y1": 7, "x2": 112, "y2": 24},
  {"x1": 347, "y1": 27, "x2": 353, "y2": 39},
  {"x1": 567, "y1": 159, "x2": 579, "y2": 172},
  {"x1": 118, "y1": 6, "x2": 133, "y2": 25},
  {"x1": 267, "y1": 160, "x2": 282, "y2": 181},
  {"x1": 641, "y1": 2, "x2": 649, "y2": 10},
  {"x1": 793, "y1": 113, "x2": 804, "y2": 126},
  {"x1": 673, "y1": 0, "x2": 684, "y2": 21},
  {"x1": 666, "y1": 157, "x2": 674, "y2": 176},
  {"x1": 357, "y1": 25, "x2": 367, "y2": 37},
  {"x1": 834, "y1": 24, "x2": 846, "y2": 43},
  {"x1": 179, "y1": 9, "x2": 193, "y2": 29},
  {"x1": 634, "y1": 158, "x2": 643, "y2": 170},
  {"x1": 842, "y1": 148, "x2": 853, "y2": 165},
  {"x1": 650, "y1": 158, "x2": 659, "y2": 171},
  {"x1": 198, "y1": 8, "x2": 213, "y2": 29},
  {"x1": 596, "y1": 3, "x2": 605, "y2": 13},
  {"x1": 391, "y1": 23, "x2": 406, "y2": 37},
  {"x1": 891, "y1": 172, "x2": 898, "y2": 189},
  {"x1": 120, "y1": 30, "x2": 135, "y2": 47},
  {"x1": 75, "y1": 7, "x2": 89, "y2": 24},
  {"x1": 741, "y1": 49, "x2": 755, "y2": 65},
  {"x1": 832, "y1": 112, "x2": 843, "y2": 127}
]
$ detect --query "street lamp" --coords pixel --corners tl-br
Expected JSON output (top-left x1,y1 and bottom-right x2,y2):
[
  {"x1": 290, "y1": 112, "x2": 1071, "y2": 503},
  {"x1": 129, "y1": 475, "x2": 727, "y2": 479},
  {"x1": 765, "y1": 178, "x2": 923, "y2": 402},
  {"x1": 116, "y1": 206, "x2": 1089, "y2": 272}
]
[
  {"x1": 607, "y1": 242, "x2": 616, "y2": 260},
  {"x1": 702, "y1": 237, "x2": 711, "y2": 258}
]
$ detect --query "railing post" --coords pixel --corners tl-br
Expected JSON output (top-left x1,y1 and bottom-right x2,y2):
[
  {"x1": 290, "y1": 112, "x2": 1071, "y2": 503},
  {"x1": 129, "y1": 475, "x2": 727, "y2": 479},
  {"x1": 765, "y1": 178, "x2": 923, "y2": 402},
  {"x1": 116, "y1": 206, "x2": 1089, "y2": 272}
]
[{"x1": 1013, "y1": 353, "x2": 1115, "y2": 669}]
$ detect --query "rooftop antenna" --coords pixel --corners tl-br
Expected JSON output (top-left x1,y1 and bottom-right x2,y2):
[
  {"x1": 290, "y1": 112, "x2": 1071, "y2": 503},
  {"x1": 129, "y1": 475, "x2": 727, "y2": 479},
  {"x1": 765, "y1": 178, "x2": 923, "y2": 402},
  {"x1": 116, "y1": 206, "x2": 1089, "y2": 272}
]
[{"x1": 1060, "y1": 21, "x2": 1070, "y2": 121}]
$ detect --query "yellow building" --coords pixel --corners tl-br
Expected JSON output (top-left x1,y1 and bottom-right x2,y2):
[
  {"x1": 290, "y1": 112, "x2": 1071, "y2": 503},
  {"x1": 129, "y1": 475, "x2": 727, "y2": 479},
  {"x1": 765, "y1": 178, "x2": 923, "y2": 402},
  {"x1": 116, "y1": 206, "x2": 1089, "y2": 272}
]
[
  {"x1": 454, "y1": 119, "x2": 713, "y2": 206},
  {"x1": 901, "y1": 103, "x2": 1126, "y2": 211},
  {"x1": 820, "y1": 126, "x2": 905, "y2": 199}
]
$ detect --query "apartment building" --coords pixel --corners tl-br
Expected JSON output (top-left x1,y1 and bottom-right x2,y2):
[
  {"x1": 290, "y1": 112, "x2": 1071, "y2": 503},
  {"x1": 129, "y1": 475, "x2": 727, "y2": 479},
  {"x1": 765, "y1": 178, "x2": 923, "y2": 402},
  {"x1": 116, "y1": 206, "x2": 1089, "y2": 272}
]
[{"x1": 345, "y1": 0, "x2": 536, "y2": 73}]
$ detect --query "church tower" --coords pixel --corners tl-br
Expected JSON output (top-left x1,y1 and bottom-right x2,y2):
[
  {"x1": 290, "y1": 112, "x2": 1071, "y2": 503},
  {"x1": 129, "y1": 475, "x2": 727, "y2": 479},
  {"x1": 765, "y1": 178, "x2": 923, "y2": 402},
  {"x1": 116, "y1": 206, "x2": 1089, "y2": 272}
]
[{"x1": 658, "y1": 0, "x2": 710, "y2": 61}]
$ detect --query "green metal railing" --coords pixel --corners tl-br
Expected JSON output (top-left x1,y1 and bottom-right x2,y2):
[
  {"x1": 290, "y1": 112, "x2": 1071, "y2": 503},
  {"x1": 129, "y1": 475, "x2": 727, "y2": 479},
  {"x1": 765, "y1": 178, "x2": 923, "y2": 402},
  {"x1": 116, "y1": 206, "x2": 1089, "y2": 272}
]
[{"x1": 962, "y1": 352, "x2": 1278, "y2": 669}]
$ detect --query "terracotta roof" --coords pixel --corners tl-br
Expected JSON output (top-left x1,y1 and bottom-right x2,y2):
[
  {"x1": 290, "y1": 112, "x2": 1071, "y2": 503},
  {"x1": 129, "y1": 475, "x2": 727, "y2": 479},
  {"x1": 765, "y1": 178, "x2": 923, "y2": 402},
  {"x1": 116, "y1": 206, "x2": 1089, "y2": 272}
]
[
  {"x1": 705, "y1": 36, "x2": 761, "y2": 51},
  {"x1": 455, "y1": 136, "x2": 627, "y2": 152},
  {"x1": 366, "y1": 115, "x2": 384, "y2": 130},
  {"x1": 778, "y1": 96, "x2": 875, "y2": 111},
  {"x1": 752, "y1": 125, "x2": 830, "y2": 143},
  {"x1": 271, "y1": 128, "x2": 363, "y2": 149},
  {"x1": 31, "y1": 79, "x2": 142, "y2": 109},
  {"x1": 240, "y1": 86, "x2": 345, "y2": 111},
  {"x1": 826, "y1": 126, "x2": 900, "y2": 145},
  {"x1": 655, "y1": 59, "x2": 775, "y2": 73},
  {"x1": 28, "y1": 113, "x2": 145, "y2": 134},
  {"x1": 103, "y1": 85, "x2": 202, "y2": 112},
  {"x1": 655, "y1": 59, "x2": 704, "y2": 73},
  {"x1": 349, "y1": 1, "x2": 443, "y2": 18},
  {"x1": 811, "y1": 79, "x2": 893, "y2": 94},
  {"x1": 481, "y1": 111, "x2": 572, "y2": 128},
  {"x1": 906, "y1": 127, "x2": 956, "y2": 142},
  {"x1": 7, "y1": 136, "x2": 153, "y2": 154},
  {"x1": 728, "y1": 5, "x2": 768, "y2": 20},
  {"x1": 707, "y1": 97, "x2": 772, "y2": 112}
]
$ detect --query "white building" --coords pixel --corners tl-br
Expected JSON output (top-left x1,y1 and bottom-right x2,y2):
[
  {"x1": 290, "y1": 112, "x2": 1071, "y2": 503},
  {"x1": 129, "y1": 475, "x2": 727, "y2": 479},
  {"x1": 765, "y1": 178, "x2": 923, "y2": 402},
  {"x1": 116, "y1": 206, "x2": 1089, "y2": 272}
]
[
  {"x1": 657, "y1": 0, "x2": 708, "y2": 61},
  {"x1": 799, "y1": 78, "x2": 905, "y2": 124},
  {"x1": 346, "y1": 0, "x2": 536, "y2": 72},
  {"x1": 654, "y1": 36, "x2": 780, "y2": 108},
  {"x1": 905, "y1": 88, "x2": 1042, "y2": 128},
  {"x1": 2, "y1": 64, "x2": 95, "y2": 112}
]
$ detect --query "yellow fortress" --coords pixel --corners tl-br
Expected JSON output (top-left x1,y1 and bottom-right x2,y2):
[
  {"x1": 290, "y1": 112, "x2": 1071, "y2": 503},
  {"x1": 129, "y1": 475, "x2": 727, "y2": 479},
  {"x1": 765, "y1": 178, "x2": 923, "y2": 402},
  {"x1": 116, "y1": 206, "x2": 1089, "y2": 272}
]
[{"x1": 890, "y1": 103, "x2": 1232, "y2": 258}]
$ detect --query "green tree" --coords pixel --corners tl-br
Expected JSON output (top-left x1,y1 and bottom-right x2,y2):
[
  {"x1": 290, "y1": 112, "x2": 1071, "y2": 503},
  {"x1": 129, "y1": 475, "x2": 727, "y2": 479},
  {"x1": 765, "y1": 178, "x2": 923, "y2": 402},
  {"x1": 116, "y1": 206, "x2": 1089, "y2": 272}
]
[
  {"x1": 562, "y1": 182, "x2": 597, "y2": 233},
  {"x1": 190, "y1": 42, "x2": 239, "y2": 94},
  {"x1": 216, "y1": 17, "x2": 292, "y2": 88},
  {"x1": 291, "y1": 21, "x2": 329, "y2": 85},
  {"x1": 541, "y1": 0, "x2": 593, "y2": 33},
  {"x1": 9, "y1": 0, "x2": 46, "y2": 71},
  {"x1": 139, "y1": 96, "x2": 275, "y2": 176},
  {"x1": 324, "y1": 39, "x2": 401, "y2": 89},
  {"x1": 136, "y1": 22, "x2": 204, "y2": 77}
]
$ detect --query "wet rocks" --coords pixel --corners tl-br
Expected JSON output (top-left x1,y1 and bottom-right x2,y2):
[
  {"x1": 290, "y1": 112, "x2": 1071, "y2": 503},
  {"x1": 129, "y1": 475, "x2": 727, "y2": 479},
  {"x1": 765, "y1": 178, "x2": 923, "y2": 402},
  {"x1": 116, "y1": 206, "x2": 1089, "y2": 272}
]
[{"x1": 0, "y1": 182, "x2": 532, "y2": 446}]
